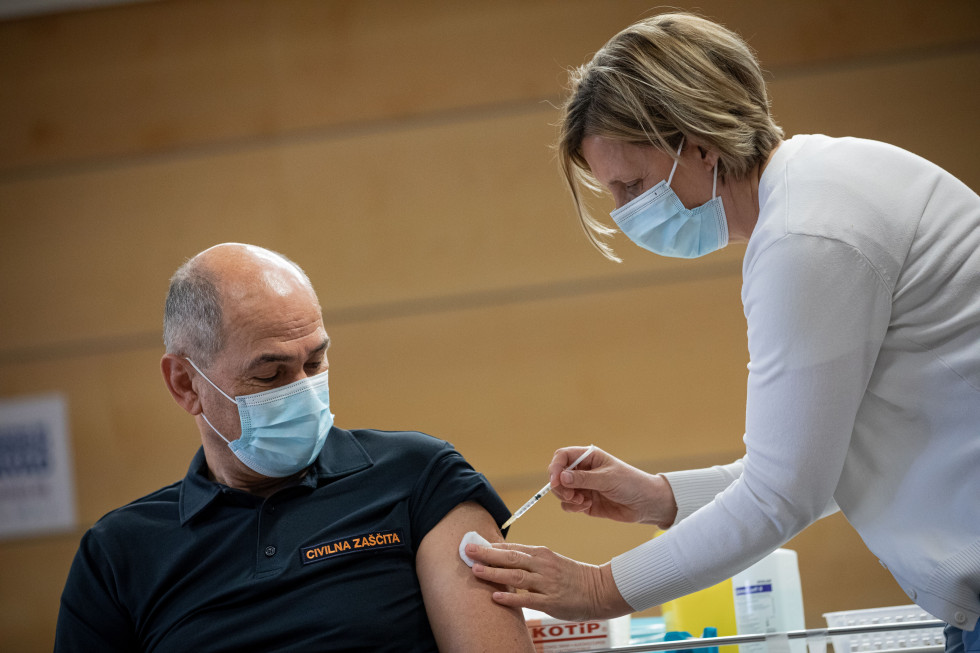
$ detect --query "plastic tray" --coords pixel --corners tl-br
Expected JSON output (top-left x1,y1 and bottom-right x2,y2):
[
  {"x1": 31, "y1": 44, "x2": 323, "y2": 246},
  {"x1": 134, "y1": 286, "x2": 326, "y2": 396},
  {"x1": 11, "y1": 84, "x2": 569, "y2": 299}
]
[{"x1": 823, "y1": 605, "x2": 944, "y2": 653}]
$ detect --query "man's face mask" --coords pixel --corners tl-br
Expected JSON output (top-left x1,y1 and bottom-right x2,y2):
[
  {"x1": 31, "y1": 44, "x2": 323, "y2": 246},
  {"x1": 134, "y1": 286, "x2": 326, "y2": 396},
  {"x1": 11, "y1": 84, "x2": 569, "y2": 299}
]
[
  {"x1": 610, "y1": 138, "x2": 729, "y2": 259},
  {"x1": 186, "y1": 358, "x2": 333, "y2": 478}
]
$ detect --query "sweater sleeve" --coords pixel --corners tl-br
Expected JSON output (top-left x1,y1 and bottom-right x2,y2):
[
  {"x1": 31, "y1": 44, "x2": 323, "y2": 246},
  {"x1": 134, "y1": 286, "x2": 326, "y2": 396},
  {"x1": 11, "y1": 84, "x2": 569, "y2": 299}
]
[
  {"x1": 664, "y1": 457, "x2": 839, "y2": 525},
  {"x1": 663, "y1": 460, "x2": 744, "y2": 524},
  {"x1": 612, "y1": 233, "x2": 890, "y2": 611}
]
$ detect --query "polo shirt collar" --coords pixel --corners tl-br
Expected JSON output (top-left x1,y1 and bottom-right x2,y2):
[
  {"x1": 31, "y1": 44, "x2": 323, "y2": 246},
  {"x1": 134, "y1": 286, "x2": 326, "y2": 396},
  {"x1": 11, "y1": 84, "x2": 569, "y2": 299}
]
[
  {"x1": 310, "y1": 427, "x2": 374, "y2": 480},
  {"x1": 179, "y1": 427, "x2": 373, "y2": 525},
  {"x1": 179, "y1": 447, "x2": 222, "y2": 525}
]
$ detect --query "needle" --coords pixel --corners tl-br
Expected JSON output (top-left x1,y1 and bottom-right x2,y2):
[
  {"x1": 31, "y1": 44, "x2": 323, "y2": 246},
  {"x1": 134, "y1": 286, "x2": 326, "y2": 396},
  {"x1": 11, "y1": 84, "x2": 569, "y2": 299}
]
[{"x1": 500, "y1": 444, "x2": 596, "y2": 530}]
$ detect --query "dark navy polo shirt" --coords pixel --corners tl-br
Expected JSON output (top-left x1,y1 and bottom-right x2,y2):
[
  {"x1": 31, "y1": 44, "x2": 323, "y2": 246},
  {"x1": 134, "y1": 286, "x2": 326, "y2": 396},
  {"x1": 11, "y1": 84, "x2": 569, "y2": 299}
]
[{"x1": 55, "y1": 428, "x2": 510, "y2": 652}]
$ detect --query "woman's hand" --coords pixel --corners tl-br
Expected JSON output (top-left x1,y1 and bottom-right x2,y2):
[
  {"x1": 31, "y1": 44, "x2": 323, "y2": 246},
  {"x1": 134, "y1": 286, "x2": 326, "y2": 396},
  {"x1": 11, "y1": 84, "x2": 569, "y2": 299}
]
[
  {"x1": 548, "y1": 446, "x2": 678, "y2": 528},
  {"x1": 464, "y1": 542, "x2": 632, "y2": 622}
]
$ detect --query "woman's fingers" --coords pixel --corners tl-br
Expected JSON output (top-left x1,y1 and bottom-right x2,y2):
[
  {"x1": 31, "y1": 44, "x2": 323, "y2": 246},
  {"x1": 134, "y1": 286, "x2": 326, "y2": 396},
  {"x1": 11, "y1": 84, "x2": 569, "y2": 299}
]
[
  {"x1": 550, "y1": 483, "x2": 575, "y2": 501},
  {"x1": 549, "y1": 445, "x2": 603, "y2": 492},
  {"x1": 466, "y1": 540, "x2": 539, "y2": 561},
  {"x1": 559, "y1": 495, "x2": 592, "y2": 513},
  {"x1": 474, "y1": 585, "x2": 555, "y2": 616},
  {"x1": 471, "y1": 561, "x2": 535, "y2": 590},
  {"x1": 465, "y1": 543, "x2": 563, "y2": 593},
  {"x1": 490, "y1": 589, "x2": 529, "y2": 608},
  {"x1": 467, "y1": 542, "x2": 618, "y2": 622},
  {"x1": 465, "y1": 542, "x2": 543, "y2": 588}
]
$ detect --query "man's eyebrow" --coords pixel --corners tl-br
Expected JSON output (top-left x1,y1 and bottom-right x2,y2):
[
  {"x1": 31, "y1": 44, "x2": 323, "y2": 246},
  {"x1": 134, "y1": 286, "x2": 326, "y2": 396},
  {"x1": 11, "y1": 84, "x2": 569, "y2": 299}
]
[
  {"x1": 312, "y1": 337, "x2": 330, "y2": 356},
  {"x1": 245, "y1": 337, "x2": 330, "y2": 370},
  {"x1": 245, "y1": 353, "x2": 291, "y2": 369}
]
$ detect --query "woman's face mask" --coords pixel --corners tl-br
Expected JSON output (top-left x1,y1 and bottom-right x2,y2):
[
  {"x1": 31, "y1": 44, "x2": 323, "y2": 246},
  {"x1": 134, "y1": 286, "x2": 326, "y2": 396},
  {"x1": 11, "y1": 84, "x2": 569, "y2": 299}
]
[{"x1": 610, "y1": 138, "x2": 729, "y2": 259}]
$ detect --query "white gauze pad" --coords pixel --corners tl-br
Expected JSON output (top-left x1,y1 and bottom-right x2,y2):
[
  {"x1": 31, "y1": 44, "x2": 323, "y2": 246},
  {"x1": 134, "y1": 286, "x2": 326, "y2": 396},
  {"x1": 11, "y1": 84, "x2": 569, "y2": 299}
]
[{"x1": 458, "y1": 530, "x2": 490, "y2": 567}]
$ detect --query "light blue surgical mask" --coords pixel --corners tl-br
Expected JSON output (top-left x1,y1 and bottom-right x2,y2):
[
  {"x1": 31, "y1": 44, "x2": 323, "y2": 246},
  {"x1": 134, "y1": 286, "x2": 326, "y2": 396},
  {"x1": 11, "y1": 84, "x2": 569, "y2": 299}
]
[
  {"x1": 186, "y1": 359, "x2": 333, "y2": 478},
  {"x1": 610, "y1": 138, "x2": 729, "y2": 258}
]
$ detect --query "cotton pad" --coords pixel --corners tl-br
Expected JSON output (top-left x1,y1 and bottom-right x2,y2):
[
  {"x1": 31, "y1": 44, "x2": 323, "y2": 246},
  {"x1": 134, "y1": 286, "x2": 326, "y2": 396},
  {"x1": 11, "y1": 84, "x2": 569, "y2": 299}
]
[{"x1": 458, "y1": 530, "x2": 490, "y2": 567}]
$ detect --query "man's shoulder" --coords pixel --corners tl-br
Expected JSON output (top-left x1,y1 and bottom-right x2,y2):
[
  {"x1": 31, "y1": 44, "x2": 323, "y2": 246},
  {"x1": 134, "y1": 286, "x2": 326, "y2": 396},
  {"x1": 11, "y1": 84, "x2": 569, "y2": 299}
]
[
  {"x1": 333, "y1": 428, "x2": 466, "y2": 480},
  {"x1": 347, "y1": 428, "x2": 452, "y2": 453},
  {"x1": 340, "y1": 428, "x2": 456, "y2": 462},
  {"x1": 90, "y1": 480, "x2": 183, "y2": 535}
]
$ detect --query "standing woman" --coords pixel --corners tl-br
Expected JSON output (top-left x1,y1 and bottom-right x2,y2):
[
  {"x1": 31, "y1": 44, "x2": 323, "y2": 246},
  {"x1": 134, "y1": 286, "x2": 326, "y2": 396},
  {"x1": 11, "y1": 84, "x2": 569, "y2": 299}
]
[{"x1": 465, "y1": 12, "x2": 980, "y2": 650}]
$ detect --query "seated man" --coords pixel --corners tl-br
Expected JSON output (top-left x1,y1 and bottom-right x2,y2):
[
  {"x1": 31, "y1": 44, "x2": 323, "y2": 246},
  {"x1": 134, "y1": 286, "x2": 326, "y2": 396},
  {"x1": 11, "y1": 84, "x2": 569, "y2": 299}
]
[{"x1": 55, "y1": 243, "x2": 534, "y2": 652}]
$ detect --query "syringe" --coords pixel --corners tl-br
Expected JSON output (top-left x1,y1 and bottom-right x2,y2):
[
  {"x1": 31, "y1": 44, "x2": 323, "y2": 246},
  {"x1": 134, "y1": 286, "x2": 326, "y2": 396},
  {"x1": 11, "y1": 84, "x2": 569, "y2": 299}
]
[{"x1": 501, "y1": 444, "x2": 597, "y2": 530}]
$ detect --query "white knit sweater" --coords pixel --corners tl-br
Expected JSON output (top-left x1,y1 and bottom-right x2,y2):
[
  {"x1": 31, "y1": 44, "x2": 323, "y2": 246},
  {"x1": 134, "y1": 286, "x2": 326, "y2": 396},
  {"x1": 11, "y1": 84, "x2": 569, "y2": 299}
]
[{"x1": 610, "y1": 135, "x2": 980, "y2": 630}]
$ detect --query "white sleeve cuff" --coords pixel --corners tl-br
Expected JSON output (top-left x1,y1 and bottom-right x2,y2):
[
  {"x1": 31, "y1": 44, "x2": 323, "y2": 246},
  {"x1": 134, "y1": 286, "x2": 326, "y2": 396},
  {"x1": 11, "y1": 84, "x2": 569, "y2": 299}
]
[{"x1": 611, "y1": 535, "x2": 697, "y2": 611}]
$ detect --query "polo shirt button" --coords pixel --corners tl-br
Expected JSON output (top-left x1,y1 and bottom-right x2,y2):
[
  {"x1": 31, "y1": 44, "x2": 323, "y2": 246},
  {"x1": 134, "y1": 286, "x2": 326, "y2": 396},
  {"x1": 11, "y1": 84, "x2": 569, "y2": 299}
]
[
  {"x1": 954, "y1": 612, "x2": 967, "y2": 624},
  {"x1": 264, "y1": 545, "x2": 277, "y2": 557}
]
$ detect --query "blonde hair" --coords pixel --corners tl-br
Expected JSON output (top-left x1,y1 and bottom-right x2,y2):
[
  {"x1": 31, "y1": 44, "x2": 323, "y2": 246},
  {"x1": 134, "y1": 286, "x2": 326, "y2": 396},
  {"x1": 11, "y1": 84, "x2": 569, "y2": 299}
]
[{"x1": 558, "y1": 12, "x2": 783, "y2": 260}]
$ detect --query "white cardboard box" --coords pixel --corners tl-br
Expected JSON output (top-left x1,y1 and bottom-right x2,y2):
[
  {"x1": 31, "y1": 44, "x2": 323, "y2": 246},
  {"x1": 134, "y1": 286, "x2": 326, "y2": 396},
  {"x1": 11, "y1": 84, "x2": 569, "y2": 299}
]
[{"x1": 523, "y1": 608, "x2": 631, "y2": 652}]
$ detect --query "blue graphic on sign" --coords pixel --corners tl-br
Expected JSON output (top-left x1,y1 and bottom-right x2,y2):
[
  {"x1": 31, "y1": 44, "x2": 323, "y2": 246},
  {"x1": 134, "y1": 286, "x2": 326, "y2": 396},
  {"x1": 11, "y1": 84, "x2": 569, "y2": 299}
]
[{"x1": 0, "y1": 423, "x2": 50, "y2": 478}]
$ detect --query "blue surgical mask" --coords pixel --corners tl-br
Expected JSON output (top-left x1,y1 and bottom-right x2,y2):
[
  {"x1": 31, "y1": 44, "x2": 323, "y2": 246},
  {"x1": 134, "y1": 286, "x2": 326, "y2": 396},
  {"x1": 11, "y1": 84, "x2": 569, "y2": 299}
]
[
  {"x1": 186, "y1": 359, "x2": 333, "y2": 478},
  {"x1": 610, "y1": 138, "x2": 729, "y2": 258}
]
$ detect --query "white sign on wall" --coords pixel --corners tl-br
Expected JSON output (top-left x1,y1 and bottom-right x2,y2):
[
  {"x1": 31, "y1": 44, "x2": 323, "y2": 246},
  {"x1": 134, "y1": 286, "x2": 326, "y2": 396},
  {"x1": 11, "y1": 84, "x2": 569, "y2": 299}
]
[{"x1": 0, "y1": 393, "x2": 77, "y2": 539}]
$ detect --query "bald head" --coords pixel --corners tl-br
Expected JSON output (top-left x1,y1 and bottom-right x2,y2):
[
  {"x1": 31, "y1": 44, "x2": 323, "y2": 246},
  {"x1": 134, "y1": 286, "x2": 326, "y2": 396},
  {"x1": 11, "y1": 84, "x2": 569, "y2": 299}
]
[{"x1": 163, "y1": 244, "x2": 319, "y2": 367}]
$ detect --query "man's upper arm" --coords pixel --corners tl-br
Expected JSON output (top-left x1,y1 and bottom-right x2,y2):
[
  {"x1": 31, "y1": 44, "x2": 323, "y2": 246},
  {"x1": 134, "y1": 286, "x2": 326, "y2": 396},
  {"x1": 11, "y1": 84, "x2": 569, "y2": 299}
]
[
  {"x1": 55, "y1": 532, "x2": 137, "y2": 652},
  {"x1": 416, "y1": 501, "x2": 535, "y2": 653}
]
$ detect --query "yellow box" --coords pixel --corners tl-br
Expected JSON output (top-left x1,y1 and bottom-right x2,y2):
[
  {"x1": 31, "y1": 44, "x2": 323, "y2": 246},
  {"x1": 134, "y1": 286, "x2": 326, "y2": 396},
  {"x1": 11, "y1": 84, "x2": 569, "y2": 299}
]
[{"x1": 662, "y1": 578, "x2": 738, "y2": 653}]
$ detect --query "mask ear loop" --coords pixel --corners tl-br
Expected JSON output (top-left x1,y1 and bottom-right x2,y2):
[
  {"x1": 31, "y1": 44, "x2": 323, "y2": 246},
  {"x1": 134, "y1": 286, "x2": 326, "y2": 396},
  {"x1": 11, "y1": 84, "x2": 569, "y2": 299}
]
[
  {"x1": 666, "y1": 137, "x2": 684, "y2": 187},
  {"x1": 185, "y1": 358, "x2": 236, "y2": 403},
  {"x1": 669, "y1": 137, "x2": 720, "y2": 199},
  {"x1": 199, "y1": 413, "x2": 233, "y2": 445},
  {"x1": 184, "y1": 358, "x2": 237, "y2": 444}
]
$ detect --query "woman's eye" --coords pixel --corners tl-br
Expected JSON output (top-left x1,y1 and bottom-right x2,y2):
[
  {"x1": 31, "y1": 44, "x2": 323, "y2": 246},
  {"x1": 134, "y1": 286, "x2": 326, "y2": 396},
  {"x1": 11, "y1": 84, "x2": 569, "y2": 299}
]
[{"x1": 625, "y1": 180, "x2": 642, "y2": 194}]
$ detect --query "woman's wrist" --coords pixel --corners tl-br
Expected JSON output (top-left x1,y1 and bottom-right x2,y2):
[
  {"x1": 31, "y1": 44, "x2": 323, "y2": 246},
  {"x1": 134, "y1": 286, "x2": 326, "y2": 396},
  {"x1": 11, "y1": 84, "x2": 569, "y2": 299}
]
[
  {"x1": 594, "y1": 562, "x2": 634, "y2": 619},
  {"x1": 642, "y1": 473, "x2": 678, "y2": 529}
]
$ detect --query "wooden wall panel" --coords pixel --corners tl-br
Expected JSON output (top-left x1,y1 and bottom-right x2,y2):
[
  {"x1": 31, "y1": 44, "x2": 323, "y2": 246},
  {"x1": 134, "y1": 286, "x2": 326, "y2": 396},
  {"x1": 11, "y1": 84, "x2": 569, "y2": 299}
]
[
  {"x1": 0, "y1": 150, "x2": 284, "y2": 352},
  {"x1": 0, "y1": 108, "x2": 741, "y2": 354},
  {"x1": 4, "y1": 44, "x2": 978, "y2": 356},
  {"x1": 0, "y1": 536, "x2": 81, "y2": 653},
  {"x1": 326, "y1": 270, "x2": 748, "y2": 477},
  {"x1": 771, "y1": 50, "x2": 980, "y2": 184},
  {"x1": 1, "y1": 0, "x2": 976, "y2": 172},
  {"x1": 0, "y1": 353, "x2": 198, "y2": 524}
]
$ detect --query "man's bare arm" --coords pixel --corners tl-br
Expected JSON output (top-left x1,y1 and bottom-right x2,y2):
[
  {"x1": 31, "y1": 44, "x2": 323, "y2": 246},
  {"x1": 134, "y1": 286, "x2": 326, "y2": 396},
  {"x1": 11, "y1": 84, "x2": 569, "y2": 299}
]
[{"x1": 416, "y1": 501, "x2": 535, "y2": 652}]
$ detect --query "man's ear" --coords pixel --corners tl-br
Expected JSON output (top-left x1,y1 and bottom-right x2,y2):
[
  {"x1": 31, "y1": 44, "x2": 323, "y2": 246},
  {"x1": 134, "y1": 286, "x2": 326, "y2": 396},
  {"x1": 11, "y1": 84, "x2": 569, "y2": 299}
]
[{"x1": 161, "y1": 354, "x2": 202, "y2": 415}]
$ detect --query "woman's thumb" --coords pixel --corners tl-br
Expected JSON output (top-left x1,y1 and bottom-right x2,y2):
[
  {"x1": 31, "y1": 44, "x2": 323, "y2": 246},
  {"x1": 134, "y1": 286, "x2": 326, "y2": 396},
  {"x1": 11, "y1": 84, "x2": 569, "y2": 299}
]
[{"x1": 561, "y1": 468, "x2": 600, "y2": 490}]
